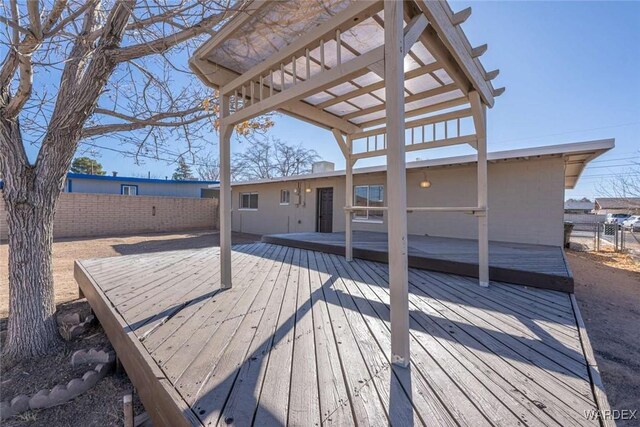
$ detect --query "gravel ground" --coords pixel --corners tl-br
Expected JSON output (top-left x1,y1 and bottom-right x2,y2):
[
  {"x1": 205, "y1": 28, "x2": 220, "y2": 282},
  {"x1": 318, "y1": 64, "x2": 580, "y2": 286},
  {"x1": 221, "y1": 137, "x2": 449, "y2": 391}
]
[{"x1": 567, "y1": 250, "x2": 640, "y2": 426}]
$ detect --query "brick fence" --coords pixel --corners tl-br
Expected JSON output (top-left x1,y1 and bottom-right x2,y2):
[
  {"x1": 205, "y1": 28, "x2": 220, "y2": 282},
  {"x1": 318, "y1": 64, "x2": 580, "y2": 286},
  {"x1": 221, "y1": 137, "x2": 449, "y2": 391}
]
[{"x1": 0, "y1": 192, "x2": 218, "y2": 241}]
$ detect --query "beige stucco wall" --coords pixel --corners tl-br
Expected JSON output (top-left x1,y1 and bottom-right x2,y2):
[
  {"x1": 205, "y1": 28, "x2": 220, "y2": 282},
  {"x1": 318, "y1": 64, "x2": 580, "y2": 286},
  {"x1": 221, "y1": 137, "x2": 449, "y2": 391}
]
[
  {"x1": 231, "y1": 156, "x2": 566, "y2": 246},
  {"x1": 0, "y1": 192, "x2": 218, "y2": 241}
]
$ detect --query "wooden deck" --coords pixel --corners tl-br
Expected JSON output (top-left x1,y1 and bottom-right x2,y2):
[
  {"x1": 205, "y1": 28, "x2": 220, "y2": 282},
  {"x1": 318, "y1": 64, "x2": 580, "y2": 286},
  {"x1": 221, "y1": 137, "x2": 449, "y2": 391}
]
[
  {"x1": 263, "y1": 231, "x2": 574, "y2": 292},
  {"x1": 75, "y1": 243, "x2": 608, "y2": 427}
]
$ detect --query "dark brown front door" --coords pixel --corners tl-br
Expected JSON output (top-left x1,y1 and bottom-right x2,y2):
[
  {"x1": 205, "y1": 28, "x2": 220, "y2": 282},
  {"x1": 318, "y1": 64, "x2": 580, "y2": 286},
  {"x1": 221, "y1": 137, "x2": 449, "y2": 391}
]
[{"x1": 316, "y1": 187, "x2": 333, "y2": 233}]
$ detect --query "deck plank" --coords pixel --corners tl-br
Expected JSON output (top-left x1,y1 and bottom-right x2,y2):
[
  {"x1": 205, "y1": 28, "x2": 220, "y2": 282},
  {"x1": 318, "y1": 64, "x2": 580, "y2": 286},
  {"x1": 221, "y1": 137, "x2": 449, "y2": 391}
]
[
  {"x1": 194, "y1": 246, "x2": 296, "y2": 425},
  {"x1": 75, "y1": 243, "x2": 603, "y2": 427}
]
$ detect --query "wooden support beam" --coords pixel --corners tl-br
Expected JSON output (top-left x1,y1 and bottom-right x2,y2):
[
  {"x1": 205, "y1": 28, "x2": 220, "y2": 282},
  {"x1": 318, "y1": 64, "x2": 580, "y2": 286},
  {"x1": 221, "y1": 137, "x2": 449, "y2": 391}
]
[
  {"x1": 222, "y1": 46, "x2": 384, "y2": 127},
  {"x1": 351, "y1": 108, "x2": 473, "y2": 141},
  {"x1": 451, "y1": 7, "x2": 472, "y2": 26},
  {"x1": 414, "y1": 1, "x2": 495, "y2": 106},
  {"x1": 471, "y1": 44, "x2": 488, "y2": 58},
  {"x1": 358, "y1": 96, "x2": 469, "y2": 129},
  {"x1": 317, "y1": 63, "x2": 441, "y2": 110},
  {"x1": 484, "y1": 69, "x2": 500, "y2": 81},
  {"x1": 358, "y1": 13, "x2": 427, "y2": 80},
  {"x1": 352, "y1": 135, "x2": 477, "y2": 160},
  {"x1": 190, "y1": 57, "x2": 361, "y2": 134},
  {"x1": 219, "y1": 95, "x2": 233, "y2": 289},
  {"x1": 385, "y1": 0, "x2": 410, "y2": 368},
  {"x1": 343, "y1": 83, "x2": 458, "y2": 121},
  {"x1": 331, "y1": 128, "x2": 349, "y2": 162},
  {"x1": 469, "y1": 90, "x2": 489, "y2": 287},
  {"x1": 493, "y1": 87, "x2": 506, "y2": 97},
  {"x1": 221, "y1": 1, "x2": 383, "y2": 95}
]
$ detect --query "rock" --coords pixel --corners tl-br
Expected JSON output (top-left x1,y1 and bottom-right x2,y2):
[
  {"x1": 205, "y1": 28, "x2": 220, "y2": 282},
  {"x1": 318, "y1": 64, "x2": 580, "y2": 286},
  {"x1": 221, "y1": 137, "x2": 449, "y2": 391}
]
[
  {"x1": 10, "y1": 395, "x2": 30, "y2": 413},
  {"x1": 29, "y1": 390, "x2": 51, "y2": 410},
  {"x1": 0, "y1": 401, "x2": 15, "y2": 420},
  {"x1": 66, "y1": 378, "x2": 85, "y2": 395},
  {"x1": 58, "y1": 312, "x2": 81, "y2": 326},
  {"x1": 71, "y1": 348, "x2": 115, "y2": 367}
]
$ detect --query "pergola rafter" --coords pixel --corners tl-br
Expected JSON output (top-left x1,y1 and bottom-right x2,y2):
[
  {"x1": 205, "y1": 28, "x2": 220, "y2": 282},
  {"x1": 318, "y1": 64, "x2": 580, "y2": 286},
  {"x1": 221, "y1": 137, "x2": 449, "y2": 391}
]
[{"x1": 190, "y1": 0, "x2": 503, "y2": 367}]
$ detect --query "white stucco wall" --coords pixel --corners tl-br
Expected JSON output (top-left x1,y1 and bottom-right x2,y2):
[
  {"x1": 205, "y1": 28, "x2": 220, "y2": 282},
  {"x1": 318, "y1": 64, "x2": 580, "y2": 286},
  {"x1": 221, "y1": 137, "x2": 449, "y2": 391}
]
[{"x1": 231, "y1": 156, "x2": 565, "y2": 246}]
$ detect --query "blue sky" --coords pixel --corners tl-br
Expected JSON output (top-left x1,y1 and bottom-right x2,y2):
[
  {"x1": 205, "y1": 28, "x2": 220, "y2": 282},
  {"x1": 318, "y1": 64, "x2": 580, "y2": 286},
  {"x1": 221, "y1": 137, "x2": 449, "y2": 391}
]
[{"x1": 79, "y1": 1, "x2": 640, "y2": 200}]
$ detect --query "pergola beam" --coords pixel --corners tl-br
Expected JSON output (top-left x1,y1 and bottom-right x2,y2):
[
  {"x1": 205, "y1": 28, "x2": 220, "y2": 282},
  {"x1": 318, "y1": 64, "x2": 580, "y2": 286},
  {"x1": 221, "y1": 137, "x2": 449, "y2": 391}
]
[
  {"x1": 342, "y1": 83, "x2": 458, "y2": 121},
  {"x1": 316, "y1": 62, "x2": 442, "y2": 110},
  {"x1": 222, "y1": 46, "x2": 385, "y2": 127},
  {"x1": 415, "y1": 1, "x2": 495, "y2": 106},
  {"x1": 352, "y1": 135, "x2": 477, "y2": 160},
  {"x1": 220, "y1": 1, "x2": 384, "y2": 96},
  {"x1": 190, "y1": 57, "x2": 361, "y2": 134}
]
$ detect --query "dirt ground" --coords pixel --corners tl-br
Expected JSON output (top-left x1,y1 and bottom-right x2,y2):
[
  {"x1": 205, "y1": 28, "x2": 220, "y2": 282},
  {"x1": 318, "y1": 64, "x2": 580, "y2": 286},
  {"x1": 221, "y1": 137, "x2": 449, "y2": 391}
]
[
  {"x1": 0, "y1": 230, "x2": 260, "y2": 426},
  {"x1": 1, "y1": 233, "x2": 638, "y2": 425},
  {"x1": 566, "y1": 250, "x2": 640, "y2": 426},
  {"x1": 0, "y1": 230, "x2": 260, "y2": 318}
]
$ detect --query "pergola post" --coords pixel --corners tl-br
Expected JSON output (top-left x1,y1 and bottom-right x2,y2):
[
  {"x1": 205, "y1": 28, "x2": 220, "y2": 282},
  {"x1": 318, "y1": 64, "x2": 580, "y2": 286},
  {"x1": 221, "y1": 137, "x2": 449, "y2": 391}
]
[
  {"x1": 219, "y1": 95, "x2": 233, "y2": 289},
  {"x1": 345, "y1": 147, "x2": 354, "y2": 261},
  {"x1": 470, "y1": 91, "x2": 489, "y2": 287},
  {"x1": 385, "y1": 0, "x2": 410, "y2": 367}
]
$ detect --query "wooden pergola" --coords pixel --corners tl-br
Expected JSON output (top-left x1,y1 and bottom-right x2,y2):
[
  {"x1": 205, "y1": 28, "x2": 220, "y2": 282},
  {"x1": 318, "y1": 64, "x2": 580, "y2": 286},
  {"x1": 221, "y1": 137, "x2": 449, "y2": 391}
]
[{"x1": 190, "y1": 0, "x2": 503, "y2": 367}]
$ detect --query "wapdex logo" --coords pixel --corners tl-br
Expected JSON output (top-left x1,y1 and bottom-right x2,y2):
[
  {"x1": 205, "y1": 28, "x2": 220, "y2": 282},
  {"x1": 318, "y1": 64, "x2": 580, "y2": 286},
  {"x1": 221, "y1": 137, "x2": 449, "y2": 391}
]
[{"x1": 584, "y1": 409, "x2": 637, "y2": 421}]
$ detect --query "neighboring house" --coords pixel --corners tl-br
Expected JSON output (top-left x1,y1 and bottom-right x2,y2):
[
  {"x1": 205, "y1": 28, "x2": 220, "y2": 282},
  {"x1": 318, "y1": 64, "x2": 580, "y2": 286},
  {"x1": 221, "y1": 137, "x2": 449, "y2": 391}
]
[
  {"x1": 594, "y1": 197, "x2": 640, "y2": 214},
  {"x1": 64, "y1": 173, "x2": 219, "y2": 198},
  {"x1": 564, "y1": 200, "x2": 594, "y2": 214},
  {"x1": 224, "y1": 139, "x2": 613, "y2": 247}
]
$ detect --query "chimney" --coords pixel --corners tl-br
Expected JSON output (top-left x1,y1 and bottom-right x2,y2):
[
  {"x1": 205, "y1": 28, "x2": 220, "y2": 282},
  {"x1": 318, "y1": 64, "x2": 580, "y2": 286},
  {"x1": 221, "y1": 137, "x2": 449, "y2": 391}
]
[
  {"x1": 312, "y1": 161, "x2": 335, "y2": 174},
  {"x1": 112, "y1": 171, "x2": 118, "y2": 177}
]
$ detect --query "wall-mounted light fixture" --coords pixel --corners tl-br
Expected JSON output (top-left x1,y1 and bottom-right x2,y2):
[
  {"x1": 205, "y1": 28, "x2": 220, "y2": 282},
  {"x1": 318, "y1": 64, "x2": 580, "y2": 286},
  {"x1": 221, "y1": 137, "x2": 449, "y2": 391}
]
[
  {"x1": 419, "y1": 171, "x2": 431, "y2": 188},
  {"x1": 305, "y1": 187, "x2": 312, "y2": 193}
]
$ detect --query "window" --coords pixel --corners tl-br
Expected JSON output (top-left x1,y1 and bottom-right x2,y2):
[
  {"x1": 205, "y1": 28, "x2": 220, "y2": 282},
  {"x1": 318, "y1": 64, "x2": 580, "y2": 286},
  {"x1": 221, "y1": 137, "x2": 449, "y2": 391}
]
[
  {"x1": 240, "y1": 192, "x2": 259, "y2": 210},
  {"x1": 121, "y1": 185, "x2": 138, "y2": 196},
  {"x1": 353, "y1": 184, "x2": 384, "y2": 221},
  {"x1": 280, "y1": 189, "x2": 290, "y2": 205}
]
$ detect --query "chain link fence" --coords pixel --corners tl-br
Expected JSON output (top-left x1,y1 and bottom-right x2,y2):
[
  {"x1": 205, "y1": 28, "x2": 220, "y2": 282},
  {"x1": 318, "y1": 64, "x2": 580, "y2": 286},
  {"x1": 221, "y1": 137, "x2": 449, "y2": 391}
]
[{"x1": 567, "y1": 222, "x2": 640, "y2": 255}]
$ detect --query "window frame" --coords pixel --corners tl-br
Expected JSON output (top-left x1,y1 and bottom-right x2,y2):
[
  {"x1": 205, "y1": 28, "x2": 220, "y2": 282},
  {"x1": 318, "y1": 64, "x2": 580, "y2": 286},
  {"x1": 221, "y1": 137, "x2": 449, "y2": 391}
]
[
  {"x1": 352, "y1": 184, "x2": 384, "y2": 223},
  {"x1": 239, "y1": 192, "x2": 259, "y2": 210},
  {"x1": 120, "y1": 184, "x2": 138, "y2": 196},
  {"x1": 280, "y1": 189, "x2": 290, "y2": 205}
]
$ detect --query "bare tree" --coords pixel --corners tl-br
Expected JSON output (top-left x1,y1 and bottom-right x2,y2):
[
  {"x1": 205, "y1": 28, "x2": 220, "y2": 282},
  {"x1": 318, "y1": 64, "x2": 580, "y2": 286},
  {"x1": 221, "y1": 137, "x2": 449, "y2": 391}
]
[
  {"x1": 197, "y1": 154, "x2": 220, "y2": 181},
  {"x1": 596, "y1": 155, "x2": 640, "y2": 199},
  {"x1": 233, "y1": 137, "x2": 320, "y2": 181},
  {"x1": 272, "y1": 139, "x2": 320, "y2": 177},
  {"x1": 0, "y1": 0, "x2": 272, "y2": 359}
]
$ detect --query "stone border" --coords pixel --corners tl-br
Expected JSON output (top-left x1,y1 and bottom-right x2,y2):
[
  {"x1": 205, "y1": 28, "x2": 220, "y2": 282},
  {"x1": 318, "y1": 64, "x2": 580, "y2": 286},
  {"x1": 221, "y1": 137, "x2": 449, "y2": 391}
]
[{"x1": 0, "y1": 356, "x2": 114, "y2": 420}]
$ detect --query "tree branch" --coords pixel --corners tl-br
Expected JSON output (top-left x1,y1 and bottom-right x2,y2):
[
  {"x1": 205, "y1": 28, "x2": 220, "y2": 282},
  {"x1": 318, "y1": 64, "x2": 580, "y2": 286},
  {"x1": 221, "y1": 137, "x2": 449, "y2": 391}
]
[
  {"x1": 114, "y1": 12, "x2": 226, "y2": 63},
  {"x1": 81, "y1": 112, "x2": 215, "y2": 138}
]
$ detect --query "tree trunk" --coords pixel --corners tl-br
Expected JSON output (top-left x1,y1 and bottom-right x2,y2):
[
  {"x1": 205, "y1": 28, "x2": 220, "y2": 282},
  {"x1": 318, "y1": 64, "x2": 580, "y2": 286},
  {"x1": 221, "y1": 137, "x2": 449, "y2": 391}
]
[{"x1": 2, "y1": 178, "x2": 61, "y2": 360}]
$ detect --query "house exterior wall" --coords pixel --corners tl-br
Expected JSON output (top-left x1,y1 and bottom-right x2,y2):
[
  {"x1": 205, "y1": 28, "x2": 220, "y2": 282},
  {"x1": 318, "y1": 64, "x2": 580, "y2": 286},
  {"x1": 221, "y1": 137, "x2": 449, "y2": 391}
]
[
  {"x1": 65, "y1": 178, "x2": 213, "y2": 198},
  {"x1": 0, "y1": 193, "x2": 218, "y2": 241},
  {"x1": 231, "y1": 156, "x2": 565, "y2": 246}
]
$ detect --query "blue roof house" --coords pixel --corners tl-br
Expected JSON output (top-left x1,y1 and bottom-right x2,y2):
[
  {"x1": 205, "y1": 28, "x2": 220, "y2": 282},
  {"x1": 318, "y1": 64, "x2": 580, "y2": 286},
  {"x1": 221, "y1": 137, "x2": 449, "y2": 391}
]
[{"x1": 64, "y1": 173, "x2": 219, "y2": 198}]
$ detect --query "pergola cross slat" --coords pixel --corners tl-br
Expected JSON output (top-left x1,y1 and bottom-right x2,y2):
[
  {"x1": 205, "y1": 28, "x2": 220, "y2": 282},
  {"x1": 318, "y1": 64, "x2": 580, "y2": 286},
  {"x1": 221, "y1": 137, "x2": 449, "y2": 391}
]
[{"x1": 190, "y1": 0, "x2": 503, "y2": 367}]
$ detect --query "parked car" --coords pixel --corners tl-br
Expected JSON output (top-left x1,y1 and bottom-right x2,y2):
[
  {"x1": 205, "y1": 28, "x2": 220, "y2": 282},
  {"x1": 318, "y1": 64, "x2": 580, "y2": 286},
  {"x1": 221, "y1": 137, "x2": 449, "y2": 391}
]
[
  {"x1": 633, "y1": 222, "x2": 640, "y2": 232},
  {"x1": 605, "y1": 213, "x2": 631, "y2": 224},
  {"x1": 622, "y1": 215, "x2": 640, "y2": 229}
]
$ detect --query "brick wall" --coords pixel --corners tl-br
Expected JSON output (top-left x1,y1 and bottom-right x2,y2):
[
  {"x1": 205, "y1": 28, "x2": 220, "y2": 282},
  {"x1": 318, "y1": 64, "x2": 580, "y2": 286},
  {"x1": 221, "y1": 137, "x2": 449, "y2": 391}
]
[{"x1": 0, "y1": 193, "x2": 218, "y2": 241}]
